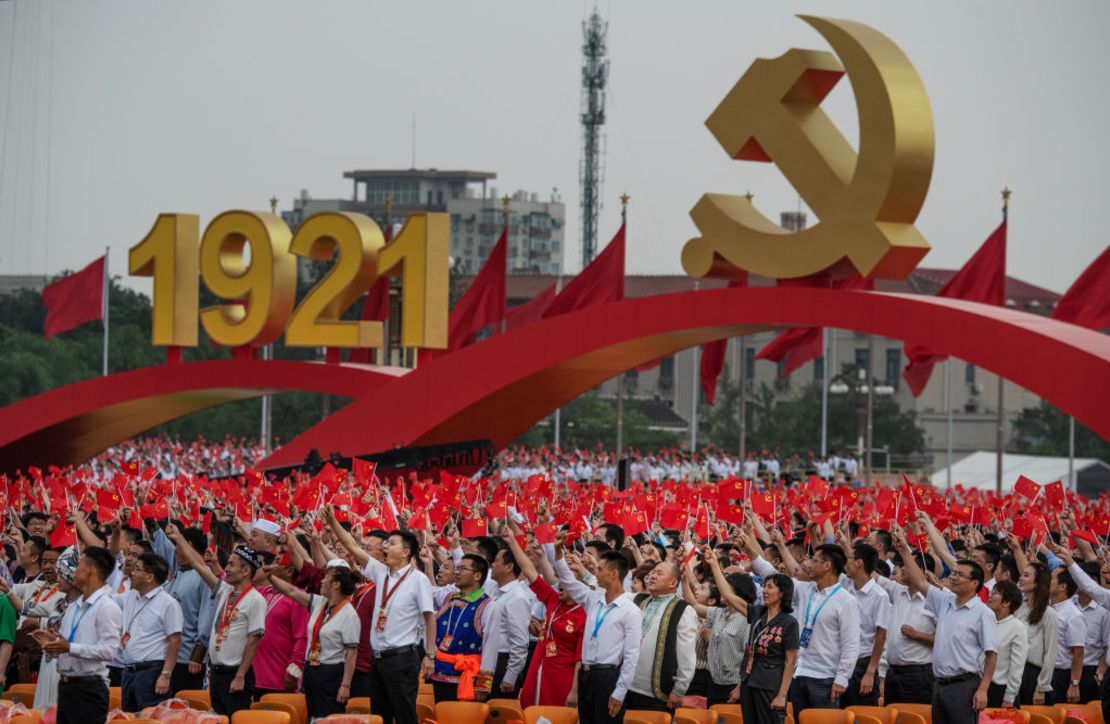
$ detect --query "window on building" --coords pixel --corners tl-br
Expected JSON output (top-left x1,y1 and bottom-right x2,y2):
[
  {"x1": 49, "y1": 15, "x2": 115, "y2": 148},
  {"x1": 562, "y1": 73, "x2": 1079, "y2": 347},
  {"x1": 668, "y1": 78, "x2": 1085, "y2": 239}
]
[
  {"x1": 885, "y1": 348, "x2": 901, "y2": 390},
  {"x1": 776, "y1": 358, "x2": 788, "y2": 380},
  {"x1": 745, "y1": 347, "x2": 755, "y2": 379},
  {"x1": 965, "y1": 363, "x2": 976, "y2": 384},
  {"x1": 814, "y1": 356, "x2": 825, "y2": 382},
  {"x1": 855, "y1": 347, "x2": 870, "y2": 373},
  {"x1": 427, "y1": 191, "x2": 433, "y2": 206},
  {"x1": 659, "y1": 356, "x2": 675, "y2": 388},
  {"x1": 437, "y1": 190, "x2": 443, "y2": 206}
]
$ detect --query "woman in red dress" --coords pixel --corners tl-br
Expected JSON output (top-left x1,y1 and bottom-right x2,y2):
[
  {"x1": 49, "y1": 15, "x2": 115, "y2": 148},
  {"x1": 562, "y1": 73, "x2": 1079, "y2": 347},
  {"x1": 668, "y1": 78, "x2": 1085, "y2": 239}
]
[{"x1": 503, "y1": 523, "x2": 586, "y2": 707}]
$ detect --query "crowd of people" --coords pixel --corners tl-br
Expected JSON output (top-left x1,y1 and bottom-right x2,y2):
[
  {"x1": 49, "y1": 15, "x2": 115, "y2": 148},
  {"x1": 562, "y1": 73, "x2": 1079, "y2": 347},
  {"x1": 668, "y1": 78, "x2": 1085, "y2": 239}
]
[{"x1": 0, "y1": 436, "x2": 1106, "y2": 724}]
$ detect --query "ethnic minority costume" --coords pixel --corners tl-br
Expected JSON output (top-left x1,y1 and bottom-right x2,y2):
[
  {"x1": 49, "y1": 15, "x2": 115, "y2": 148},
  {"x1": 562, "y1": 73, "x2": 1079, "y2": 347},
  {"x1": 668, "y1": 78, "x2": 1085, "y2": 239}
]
[
  {"x1": 520, "y1": 577, "x2": 585, "y2": 708},
  {"x1": 432, "y1": 589, "x2": 490, "y2": 701}
]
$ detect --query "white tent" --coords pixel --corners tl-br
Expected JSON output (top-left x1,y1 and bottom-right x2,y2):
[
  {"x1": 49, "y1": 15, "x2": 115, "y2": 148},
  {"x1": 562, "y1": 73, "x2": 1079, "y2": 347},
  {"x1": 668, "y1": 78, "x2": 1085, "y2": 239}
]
[{"x1": 931, "y1": 451, "x2": 1110, "y2": 494}]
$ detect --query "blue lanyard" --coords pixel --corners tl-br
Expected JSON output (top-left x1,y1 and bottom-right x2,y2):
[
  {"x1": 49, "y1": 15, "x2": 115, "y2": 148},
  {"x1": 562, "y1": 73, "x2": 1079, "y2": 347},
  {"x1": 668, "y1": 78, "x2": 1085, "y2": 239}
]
[
  {"x1": 592, "y1": 601, "x2": 618, "y2": 638},
  {"x1": 802, "y1": 583, "x2": 842, "y2": 629},
  {"x1": 67, "y1": 602, "x2": 91, "y2": 643}
]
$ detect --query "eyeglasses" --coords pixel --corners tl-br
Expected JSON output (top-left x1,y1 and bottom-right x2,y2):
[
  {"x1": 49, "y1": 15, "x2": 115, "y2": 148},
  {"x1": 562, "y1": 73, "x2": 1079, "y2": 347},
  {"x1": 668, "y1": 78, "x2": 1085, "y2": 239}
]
[
  {"x1": 456, "y1": 567, "x2": 477, "y2": 574},
  {"x1": 947, "y1": 571, "x2": 972, "y2": 580}
]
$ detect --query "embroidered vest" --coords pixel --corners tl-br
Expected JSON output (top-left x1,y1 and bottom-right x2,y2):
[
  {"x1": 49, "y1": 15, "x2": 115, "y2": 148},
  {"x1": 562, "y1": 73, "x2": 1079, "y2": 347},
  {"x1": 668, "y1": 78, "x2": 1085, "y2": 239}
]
[
  {"x1": 432, "y1": 592, "x2": 490, "y2": 682},
  {"x1": 633, "y1": 593, "x2": 690, "y2": 700}
]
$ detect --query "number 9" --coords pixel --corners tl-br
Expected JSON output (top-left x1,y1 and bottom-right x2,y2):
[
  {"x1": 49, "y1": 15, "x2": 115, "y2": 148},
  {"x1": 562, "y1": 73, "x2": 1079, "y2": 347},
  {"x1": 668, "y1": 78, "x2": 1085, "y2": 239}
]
[{"x1": 199, "y1": 211, "x2": 296, "y2": 347}]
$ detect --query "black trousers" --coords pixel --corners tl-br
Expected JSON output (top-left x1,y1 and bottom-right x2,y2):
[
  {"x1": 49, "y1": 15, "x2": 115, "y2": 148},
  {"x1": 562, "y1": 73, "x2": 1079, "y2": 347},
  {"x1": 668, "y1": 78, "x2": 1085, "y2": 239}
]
[
  {"x1": 986, "y1": 681, "x2": 1008, "y2": 708},
  {"x1": 368, "y1": 647, "x2": 420, "y2": 724},
  {"x1": 210, "y1": 665, "x2": 255, "y2": 716},
  {"x1": 1078, "y1": 665, "x2": 1099, "y2": 705},
  {"x1": 170, "y1": 661, "x2": 204, "y2": 695},
  {"x1": 350, "y1": 668, "x2": 371, "y2": 698},
  {"x1": 577, "y1": 666, "x2": 625, "y2": 724},
  {"x1": 1018, "y1": 662, "x2": 1051, "y2": 705},
  {"x1": 122, "y1": 664, "x2": 172, "y2": 712},
  {"x1": 490, "y1": 651, "x2": 525, "y2": 698},
  {"x1": 741, "y1": 685, "x2": 788, "y2": 724},
  {"x1": 304, "y1": 662, "x2": 347, "y2": 719},
  {"x1": 886, "y1": 663, "x2": 935, "y2": 705},
  {"x1": 706, "y1": 678, "x2": 739, "y2": 707},
  {"x1": 842, "y1": 656, "x2": 880, "y2": 707},
  {"x1": 58, "y1": 676, "x2": 108, "y2": 724},
  {"x1": 1051, "y1": 667, "x2": 1077, "y2": 705},
  {"x1": 432, "y1": 680, "x2": 458, "y2": 703},
  {"x1": 932, "y1": 674, "x2": 980, "y2": 724},
  {"x1": 1100, "y1": 668, "x2": 1110, "y2": 724},
  {"x1": 624, "y1": 690, "x2": 670, "y2": 712}
]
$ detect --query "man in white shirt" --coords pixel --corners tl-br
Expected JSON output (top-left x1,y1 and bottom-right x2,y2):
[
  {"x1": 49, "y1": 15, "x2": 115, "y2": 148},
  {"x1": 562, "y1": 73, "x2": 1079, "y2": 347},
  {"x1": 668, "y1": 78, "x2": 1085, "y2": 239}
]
[
  {"x1": 892, "y1": 528, "x2": 996, "y2": 724},
  {"x1": 841, "y1": 543, "x2": 891, "y2": 707},
  {"x1": 750, "y1": 543, "x2": 861, "y2": 716},
  {"x1": 1053, "y1": 543, "x2": 1110, "y2": 724},
  {"x1": 624, "y1": 561, "x2": 698, "y2": 713},
  {"x1": 326, "y1": 508, "x2": 436, "y2": 724},
  {"x1": 1073, "y1": 561, "x2": 1110, "y2": 704},
  {"x1": 117, "y1": 553, "x2": 184, "y2": 711},
  {"x1": 875, "y1": 550, "x2": 936, "y2": 705},
  {"x1": 1048, "y1": 566, "x2": 1087, "y2": 705},
  {"x1": 554, "y1": 532, "x2": 642, "y2": 724},
  {"x1": 478, "y1": 548, "x2": 533, "y2": 698},
  {"x1": 32, "y1": 547, "x2": 122, "y2": 724}
]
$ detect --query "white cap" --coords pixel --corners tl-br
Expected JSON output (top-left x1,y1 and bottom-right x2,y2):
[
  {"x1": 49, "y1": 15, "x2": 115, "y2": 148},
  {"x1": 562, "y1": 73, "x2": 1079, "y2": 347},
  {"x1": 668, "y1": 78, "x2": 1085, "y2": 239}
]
[
  {"x1": 251, "y1": 519, "x2": 281, "y2": 536},
  {"x1": 326, "y1": 559, "x2": 351, "y2": 570}
]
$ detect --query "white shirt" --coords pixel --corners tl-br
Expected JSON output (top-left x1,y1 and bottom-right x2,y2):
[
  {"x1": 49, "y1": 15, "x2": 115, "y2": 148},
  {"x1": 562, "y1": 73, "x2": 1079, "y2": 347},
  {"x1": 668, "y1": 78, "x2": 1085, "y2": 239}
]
[
  {"x1": 55, "y1": 585, "x2": 123, "y2": 682},
  {"x1": 554, "y1": 558, "x2": 642, "y2": 702},
  {"x1": 207, "y1": 581, "x2": 267, "y2": 667},
  {"x1": 359, "y1": 559, "x2": 434, "y2": 650},
  {"x1": 1017, "y1": 602, "x2": 1057, "y2": 693},
  {"x1": 1076, "y1": 598, "x2": 1110, "y2": 667},
  {"x1": 923, "y1": 586, "x2": 996, "y2": 677},
  {"x1": 753, "y1": 557, "x2": 860, "y2": 687},
  {"x1": 847, "y1": 577, "x2": 891, "y2": 660},
  {"x1": 991, "y1": 614, "x2": 1029, "y2": 705},
  {"x1": 874, "y1": 576, "x2": 935, "y2": 666},
  {"x1": 629, "y1": 593, "x2": 698, "y2": 700},
  {"x1": 1051, "y1": 598, "x2": 1087, "y2": 670},
  {"x1": 1069, "y1": 563, "x2": 1110, "y2": 665},
  {"x1": 118, "y1": 587, "x2": 184, "y2": 665},
  {"x1": 305, "y1": 594, "x2": 361, "y2": 665},
  {"x1": 479, "y1": 579, "x2": 533, "y2": 687}
]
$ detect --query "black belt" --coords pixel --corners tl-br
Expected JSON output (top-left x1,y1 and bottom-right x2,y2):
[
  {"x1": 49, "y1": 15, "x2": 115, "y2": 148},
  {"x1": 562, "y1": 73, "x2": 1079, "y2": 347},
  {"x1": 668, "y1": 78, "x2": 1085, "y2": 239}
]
[
  {"x1": 582, "y1": 663, "x2": 620, "y2": 672},
  {"x1": 891, "y1": 663, "x2": 932, "y2": 671},
  {"x1": 123, "y1": 660, "x2": 163, "y2": 672},
  {"x1": 936, "y1": 672, "x2": 977, "y2": 685},
  {"x1": 211, "y1": 664, "x2": 242, "y2": 674},
  {"x1": 372, "y1": 644, "x2": 417, "y2": 660},
  {"x1": 59, "y1": 674, "x2": 102, "y2": 684}
]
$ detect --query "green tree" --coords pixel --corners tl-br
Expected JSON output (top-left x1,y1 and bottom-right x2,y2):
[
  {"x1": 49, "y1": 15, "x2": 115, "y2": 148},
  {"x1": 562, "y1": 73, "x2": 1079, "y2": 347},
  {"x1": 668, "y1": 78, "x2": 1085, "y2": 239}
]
[{"x1": 1012, "y1": 401, "x2": 1110, "y2": 460}]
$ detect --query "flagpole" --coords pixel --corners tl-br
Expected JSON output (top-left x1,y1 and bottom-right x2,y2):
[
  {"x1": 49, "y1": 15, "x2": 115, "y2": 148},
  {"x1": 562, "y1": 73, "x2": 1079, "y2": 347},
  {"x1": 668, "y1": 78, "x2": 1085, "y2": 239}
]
[
  {"x1": 501, "y1": 195, "x2": 510, "y2": 335},
  {"x1": 945, "y1": 357, "x2": 953, "y2": 489},
  {"x1": 865, "y1": 333, "x2": 874, "y2": 486},
  {"x1": 553, "y1": 273, "x2": 563, "y2": 450},
  {"x1": 996, "y1": 187, "x2": 1010, "y2": 495},
  {"x1": 820, "y1": 327, "x2": 829, "y2": 457},
  {"x1": 102, "y1": 246, "x2": 110, "y2": 376},
  {"x1": 261, "y1": 197, "x2": 278, "y2": 454},
  {"x1": 615, "y1": 194, "x2": 628, "y2": 458},
  {"x1": 691, "y1": 281, "x2": 700, "y2": 450},
  {"x1": 738, "y1": 192, "x2": 753, "y2": 464},
  {"x1": 1068, "y1": 415, "x2": 1075, "y2": 491}
]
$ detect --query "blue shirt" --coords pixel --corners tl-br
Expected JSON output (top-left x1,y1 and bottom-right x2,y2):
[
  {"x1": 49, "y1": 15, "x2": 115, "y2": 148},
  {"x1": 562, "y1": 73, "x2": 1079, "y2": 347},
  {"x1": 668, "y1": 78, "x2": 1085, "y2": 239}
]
[
  {"x1": 165, "y1": 567, "x2": 209, "y2": 663},
  {"x1": 924, "y1": 585, "x2": 997, "y2": 677}
]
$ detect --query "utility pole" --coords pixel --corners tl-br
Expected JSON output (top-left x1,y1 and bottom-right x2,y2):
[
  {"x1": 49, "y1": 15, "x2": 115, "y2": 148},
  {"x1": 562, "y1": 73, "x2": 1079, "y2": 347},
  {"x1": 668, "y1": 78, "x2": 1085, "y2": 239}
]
[
  {"x1": 738, "y1": 190, "x2": 753, "y2": 464},
  {"x1": 996, "y1": 187, "x2": 1011, "y2": 494},
  {"x1": 579, "y1": 9, "x2": 608, "y2": 267},
  {"x1": 261, "y1": 196, "x2": 277, "y2": 453},
  {"x1": 865, "y1": 334, "x2": 874, "y2": 486},
  {"x1": 616, "y1": 194, "x2": 628, "y2": 457}
]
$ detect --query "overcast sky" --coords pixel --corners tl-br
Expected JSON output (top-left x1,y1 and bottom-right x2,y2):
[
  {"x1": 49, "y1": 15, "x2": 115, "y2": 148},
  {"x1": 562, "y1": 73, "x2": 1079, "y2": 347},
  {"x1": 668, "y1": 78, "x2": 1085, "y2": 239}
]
[{"x1": 0, "y1": 1, "x2": 1107, "y2": 296}]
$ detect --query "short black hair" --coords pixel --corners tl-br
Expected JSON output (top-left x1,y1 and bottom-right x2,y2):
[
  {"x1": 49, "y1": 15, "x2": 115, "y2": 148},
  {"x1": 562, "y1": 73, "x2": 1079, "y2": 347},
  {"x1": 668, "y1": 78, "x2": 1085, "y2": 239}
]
[
  {"x1": 1079, "y1": 560, "x2": 1101, "y2": 584},
  {"x1": 25, "y1": 536, "x2": 46, "y2": 564},
  {"x1": 132, "y1": 540, "x2": 154, "y2": 556},
  {"x1": 585, "y1": 541, "x2": 610, "y2": 558},
  {"x1": 329, "y1": 565, "x2": 357, "y2": 596},
  {"x1": 869, "y1": 528, "x2": 893, "y2": 553},
  {"x1": 462, "y1": 553, "x2": 489, "y2": 585},
  {"x1": 367, "y1": 529, "x2": 390, "y2": 543},
  {"x1": 474, "y1": 536, "x2": 500, "y2": 564},
  {"x1": 725, "y1": 572, "x2": 757, "y2": 604},
  {"x1": 181, "y1": 527, "x2": 207, "y2": 555},
  {"x1": 137, "y1": 552, "x2": 170, "y2": 585},
  {"x1": 766, "y1": 573, "x2": 795, "y2": 614},
  {"x1": 814, "y1": 544, "x2": 847, "y2": 576},
  {"x1": 391, "y1": 530, "x2": 420, "y2": 562},
  {"x1": 600, "y1": 523, "x2": 625, "y2": 550},
  {"x1": 23, "y1": 512, "x2": 48, "y2": 526},
  {"x1": 120, "y1": 527, "x2": 142, "y2": 545},
  {"x1": 1053, "y1": 566, "x2": 1078, "y2": 598},
  {"x1": 997, "y1": 554, "x2": 1019, "y2": 582},
  {"x1": 497, "y1": 548, "x2": 522, "y2": 578},
  {"x1": 599, "y1": 550, "x2": 629, "y2": 580},
  {"x1": 82, "y1": 547, "x2": 115, "y2": 583},
  {"x1": 974, "y1": 543, "x2": 1002, "y2": 573},
  {"x1": 994, "y1": 579, "x2": 1022, "y2": 614},
  {"x1": 957, "y1": 559, "x2": 986, "y2": 592},
  {"x1": 852, "y1": 543, "x2": 879, "y2": 576}
]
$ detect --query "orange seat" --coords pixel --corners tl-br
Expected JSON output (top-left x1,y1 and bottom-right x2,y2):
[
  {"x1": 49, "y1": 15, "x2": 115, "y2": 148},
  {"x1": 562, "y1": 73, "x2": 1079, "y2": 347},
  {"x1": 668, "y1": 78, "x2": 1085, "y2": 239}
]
[
  {"x1": 416, "y1": 700, "x2": 435, "y2": 723},
  {"x1": 799, "y1": 711, "x2": 855, "y2": 724},
  {"x1": 2, "y1": 683, "x2": 35, "y2": 707},
  {"x1": 426, "y1": 701, "x2": 490, "y2": 724},
  {"x1": 1027, "y1": 715, "x2": 1054, "y2": 724},
  {"x1": 716, "y1": 715, "x2": 743, "y2": 724},
  {"x1": 130, "y1": 720, "x2": 162, "y2": 724},
  {"x1": 888, "y1": 704, "x2": 930, "y2": 724},
  {"x1": 1022, "y1": 708, "x2": 1062, "y2": 724},
  {"x1": 346, "y1": 698, "x2": 372, "y2": 714},
  {"x1": 259, "y1": 694, "x2": 307, "y2": 724},
  {"x1": 898, "y1": 713, "x2": 927, "y2": 724},
  {"x1": 710, "y1": 704, "x2": 743, "y2": 717},
  {"x1": 175, "y1": 690, "x2": 213, "y2": 711},
  {"x1": 522, "y1": 706, "x2": 579, "y2": 724},
  {"x1": 10, "y1": 716, "x2": 40, "y2": 724},
  {"x1": 624, "y1": 711, "x2": 670, "y2": 724},
  {"x1": 487, "y1": 698, "x2": 525, "y2": 723},
  {"x1": 231, "y1": 712, "x2": 290, "y2": 724},
  {"x1": 251, "y1": 701, "x2": 300, "y2": 724},
  {"x1": 1068, "y1": 704, "x2": 1104, "y2": 724},
  {"x1": 983, "y1": 711, "x2": 1029, "y2": 724},
  {"x1": 854, "y1": 715, "x2": 882, "y2": 724},
  {"x1": 675, "y1": 709, "x2": 716, "y2": 724},
  {"x1": 849, "y1": 707, "x2": 897, "y2": 724},
  {"x1": 323, "y1": 717, "x2": 382, "y2": 724}
]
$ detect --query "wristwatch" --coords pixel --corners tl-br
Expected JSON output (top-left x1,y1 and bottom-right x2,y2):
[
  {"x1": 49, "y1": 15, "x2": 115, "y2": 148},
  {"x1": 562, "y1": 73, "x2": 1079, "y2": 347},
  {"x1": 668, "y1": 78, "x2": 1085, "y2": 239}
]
[
  {"x1": 425, "y1": 652, "x2": 435, "y2": 661},
  {"x1": 1070, "y1": 678, "x2": 1080, "y2": 687},
  {"x1": 160, "y1": 671, "x2": 172, "y2": 678}
]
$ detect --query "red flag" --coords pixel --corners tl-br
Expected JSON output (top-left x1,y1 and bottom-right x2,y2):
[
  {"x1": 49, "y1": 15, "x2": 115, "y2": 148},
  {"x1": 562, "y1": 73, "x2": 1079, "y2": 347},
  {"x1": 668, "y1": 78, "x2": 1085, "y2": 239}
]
[
  {"x1": 1051, "y1": 244, "x2": 1110, "y2": 330},
  {"x1": 42, "y1": 255, "x2": 106, "y2": 339},
  {"x1": 421, "y1": 227, "x2": 507, "y2": 363},
  {"x1": 505, "y1": 283, "x2": 557, "y2": 332},
  {"x1": 755, "y1": 327, "x2": 823, "y2": 377},
  {"x1": 543, "y1": 223, "x2": 625, "y2": 319},
  {"x1": 96, "y1": 489, "x2": 122, "y2": 511},
  {"x1": 533, "y1": 523, "x2": 557, "y2": 545},
  {"x1": 700, "y1": 277, "x2": 747, "y2": 404},
  {"x1": 461, "y1": 518, "x2": 488, "y2": 538},
  {"x1": 903, "y1": 220, "x2": 1007, "y2": 395},
  {"x1": 1044, "y1": 481, "x2": 1065, "y2": 510},
  {"x1": 50, "y1": 524, "x2": 76, "y2": 548},
  {"x1": 1013, "y1": 475, "x2": 1040, "y2": 501}
]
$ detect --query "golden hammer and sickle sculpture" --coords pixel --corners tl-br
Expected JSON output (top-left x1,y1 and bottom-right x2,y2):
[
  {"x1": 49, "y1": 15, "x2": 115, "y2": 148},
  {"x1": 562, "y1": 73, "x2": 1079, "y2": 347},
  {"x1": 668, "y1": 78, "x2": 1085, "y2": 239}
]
[{"x1": 682, "y1": 16, "x2": 934, "y2": 281}]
